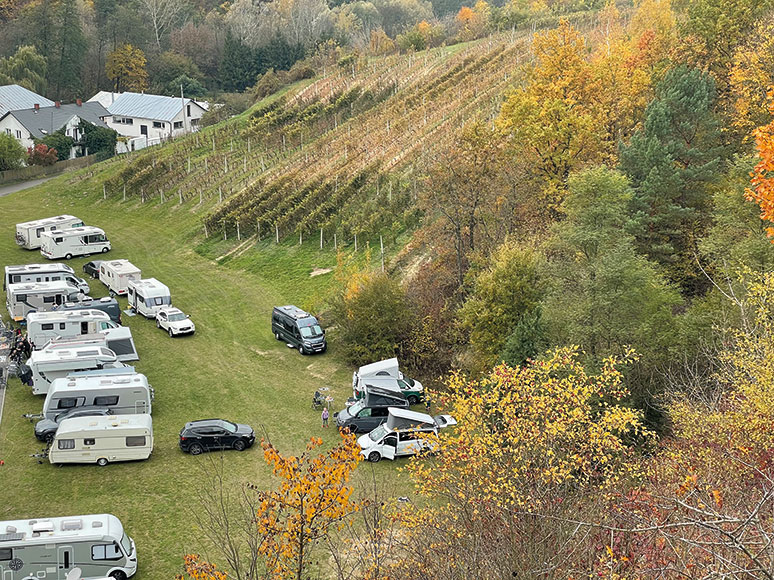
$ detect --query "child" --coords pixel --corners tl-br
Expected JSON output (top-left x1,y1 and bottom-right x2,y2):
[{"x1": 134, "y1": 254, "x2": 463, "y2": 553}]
[{"x1": 321, "y1": 406, "x2": 329, "y2": 428}]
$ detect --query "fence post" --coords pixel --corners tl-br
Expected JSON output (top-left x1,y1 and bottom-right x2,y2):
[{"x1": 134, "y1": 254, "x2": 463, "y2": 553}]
[
  {"x1": 257, "y1": 220, "x2": 261, "y2": 241},
  {"x1": 275, "y1": 224, "x2": 279, "y2": 243},
  {"x1": 160, "y1": 189, "x2": 164, "y2": 203},
  {"x1": 102, "y1": 184, "x2": 106, "y2": 200},
  {"x1": 334, "y1": 233, "x2": 337, "y2": 250},
  {"x1": 123, "y1": 184, "x2": 126, "y2": 201},
  {"x1": 299, "y1": 230, "x2": 302, "y2": 245},
  {"x1": 237, "y1": 221, "x2": 241, "y2": 240},
  {"x1": 141, "y1": 188, "x2": 145, "y2": 203},
  {"x1": 320, "y1": 228, "x2": 323, "y2": 249},
  {"x1": 204, "y1": 222, "x2": 208, "y2": 237},
  {"x1": 354, "y1": 234, "x2": 357, "y2": 252},
  {"x1": 187, "y1": 157, "x2": 191, "y2": 173},
  {"x1": 179, "y1": 191, "x2": 183, "y2": 205},
  {"x1": 380, "y1": 236, "x2": 384, "y2": 272},
  {"x1": 218, "y1": 187, "x2": 222, "y2": 203}
]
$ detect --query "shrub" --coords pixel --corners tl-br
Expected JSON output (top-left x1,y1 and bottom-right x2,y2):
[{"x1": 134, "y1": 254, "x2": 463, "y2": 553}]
[
  {"x1": 27, "y1": 143, "x2": 58, "y2": 166},
  {"x1": 0, "y1": 133, "x2": 26, "y2": 170}
]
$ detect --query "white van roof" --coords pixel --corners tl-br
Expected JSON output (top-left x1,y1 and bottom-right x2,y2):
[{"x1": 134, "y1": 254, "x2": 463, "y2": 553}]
[
  {"x1": 5, "y1": 263, "x2": 75, "y2": 275},
  {"x1": 103, "y1": 260, "x2": 141, "y2": 275},
  {"x1": 0, "y1": 513, "x2": 124, "y2": 544},
  {"x1": 57, "y1": 414, "x2": 152, "y2": 436},
  {"x1": 387, "y1": 407, "x2": 434, "y2": 425},
  {"x1": 27, "y1": 309, "x2": 109, "y2": 323},
  {"x1": 40, "y1": 226, "x2": 105, "y2": 238},
  {"x1": 16, "y1": 215, "x2": 80, "y2": 228},
  {"x1": 50, "y1": 371, "x2": 147, "y2": 393},
  {"x1": 7, "y1": 280, "x2": 77, "y2": 293},
  {"x1": 358, "y1": 358, "x2": 400, "y2": 377},
  {"x1": 128, "y1": 278, "x2": 169, "y2": 295}
]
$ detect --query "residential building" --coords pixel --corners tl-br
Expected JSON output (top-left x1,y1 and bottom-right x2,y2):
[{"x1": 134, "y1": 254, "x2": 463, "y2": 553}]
[{"x1": 0, "y1": 84, "x2": 53, "y2": 117}]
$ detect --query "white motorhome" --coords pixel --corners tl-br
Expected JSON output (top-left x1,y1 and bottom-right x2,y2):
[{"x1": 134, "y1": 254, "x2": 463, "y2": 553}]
[
  {"x1": 357, "y1": 408, "x2": 456, "y2": 463},
  {"x1": 99, "y1": 260, "x2": 141, "y2": 296},
  {"x1": 4, "y1": 263, "x2": 90, "y2": 294},
  {"x1": 26, "y1": 311, "x2": 139, "y2": 361},
  {"x1": 49, "y1": 414, "x2": 153, "y2": 466},
  {"x1": 0, "y1": 513, "x2": 137, "y2": 579},
  {"x1": 43, "y1": 371, "x2": 152, "y2": 420},
  {"x1": 15, "y1": 214, "x2": 84, "y2": 249},
  {"x1": 352, "y1": 359, "x2": 424, "y2": 404},
  {"x1": 40, "y1": 227, "x2": 111, "y2": 260},
  {"x1": 127, "y1": 278, "x2": 170, "y2": 318},
  {"x1": 5, "y1": 281, "x2": 83, "y2": 322},
  {"x1": 28, "y1": 345, "x2": 124, "y2": 395}
]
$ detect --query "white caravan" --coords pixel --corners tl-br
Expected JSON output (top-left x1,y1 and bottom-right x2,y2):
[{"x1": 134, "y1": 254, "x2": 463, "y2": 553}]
[
  {"x1": 26, "y1": 311, "x2": 139, "y2": 361},
  {"x1": 127, "y1": 278, "x2": 171, "y2": 318},
  {"x1": 15, "y1": 214, "x2": 84, "y2": 249},
  {"x1": 40, "y1": 226, "x2": 111, "y2": 260},
  {"x1": 0, "y1": 513, "x2": 137, "y2": 579},
  {"x1": 43, "y1": 371, "x2": 152, "y2": 420},
  {"x1": 49, "y1": 414, "x2": 153, "y2": 466},
  {"x1": 99, "y1": 260, "x2": 141, "y2": 296},
  {"x1": 28, "y1": 345, "x2": 123, "y2": 395},
  {"x1": 5, "y1": 281, "x2": 83, "y2": 322},
  {"x1": 357, "y1": 407, "x2": 457, "y2": 463},
  {"x1": 4, "y1": 263, "x2": 90, "y2": 294}
]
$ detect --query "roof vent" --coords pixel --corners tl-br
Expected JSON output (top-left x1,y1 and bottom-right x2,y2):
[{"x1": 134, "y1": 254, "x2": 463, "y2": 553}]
[
  {"x1": 32, "y1": 521, "x2": 54, "y2": 533},
  {"x1": 5, "y1": 526, "x2": 17, "y2": 533},
  {"x1": 61, "y1": 519, "x2": 83, "y2": 531},
  {"x1": 92, "y1": 521, "x2": 103, "y2": 528}
]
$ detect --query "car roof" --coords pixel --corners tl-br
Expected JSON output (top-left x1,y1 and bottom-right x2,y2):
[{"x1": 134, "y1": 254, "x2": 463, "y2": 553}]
[
  {"x1": 158, "y1": 306, "x2": 183, "y2": 315},
  {"x1": 185, "y1": 419, "x2": 232, "y2": 428}
]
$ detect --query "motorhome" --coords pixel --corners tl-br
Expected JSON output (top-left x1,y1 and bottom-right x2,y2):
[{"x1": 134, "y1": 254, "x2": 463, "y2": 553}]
[
  {"x1": 5, "y1": 281, "x2": 83, "y2": 322},
  {"x1": 352, "y1": 358, "x2": 423, "y2": 399},
  {"x1": 335, "y1": 385, "x2": 409, "y2": 433},
  {"x1": 272, "y1": 305, "x2": 327, "y2": 354},
  {"x1": 43, "y1": 371, "x2": 152, "y2": 421},
  {"x1": 28, "y1": 345, "x2": 123, "y2": 395},
  {"x1": 27, "y1": 311, "x2": 138, "y2": 360},
  {"x1": 353, "y1": 375, "x2": 425, "y2": 406},
  {"x1": 4, "y1": 263, "x2": 90, "y2": 294},
  {"x1": 59, "y1": 296, "x2": 122, "y2": 324},
  {"x1": 99, "y1": 260, "x2": 141, "y2": 296},
  {"x1": 0, "y1": 513, "x2": 137, "y2": 579},
  {"x1": 15, "y1": 214, "x2": 84, "y2": 249},
  {"x1": 40, "y1": 226, "x2": 111, "y2": 260},
  {"x1": 357, "y1": 407, "x2": 457, "y2": 462},
  {"x1": 126, "y1": 278, "x2": 170, "y2": 318},
  {"x1": 49, "y1": 414, "x2": 153, "y2": 466}
]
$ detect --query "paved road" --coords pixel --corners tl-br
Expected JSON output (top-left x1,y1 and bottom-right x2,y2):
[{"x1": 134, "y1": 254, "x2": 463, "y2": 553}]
[{"x1": 0, "y1": 176, "x2": 54, "y2": 198}]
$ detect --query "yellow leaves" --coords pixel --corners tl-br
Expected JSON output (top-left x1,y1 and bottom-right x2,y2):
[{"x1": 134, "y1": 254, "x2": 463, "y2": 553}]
[{"x1": 176, "y1": 554, "x2": 228, "y2": 580}]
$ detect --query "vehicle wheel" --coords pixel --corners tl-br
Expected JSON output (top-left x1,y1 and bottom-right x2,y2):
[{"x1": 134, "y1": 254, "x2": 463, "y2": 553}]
[
  {"x1": 44, "y1": 433, "x2": 54, "y2": 444},
  {"x1": 168, "y1": 328, "x2": 174, "y2": 338},
  {"x1": 156, "y1": 319, "x2": 161, "y2": 328},
  {"x1": 368, "y1": 451, "x2": 381, "y2": 463},
  {"x1": 109, "y1": 571, "x2": 127, "y2": 580},
  {"x1": 233, "y1": 440, "x2": 247, "y2": 451},
  {"x1": 408, "y1": 396, "x2": 419, "y2": 406},
  {"x1": 101, "y1": 247, "x2": 109, "y2": 253},
  {"x1": 65, "y1": 253, "x2": 73, "y2": 260},
  {"x1": 298, "y1": 345, "x2": 305, "y2": 355},
  {"x1": 274, "y1": 332, "x2": 280, "y2": 340},
  {"x1": 189, "y1": 443, "x2": 203, "y2": 455},
  {"x1": 97, "y1": 457, "x2": 108, "y2": 467}
]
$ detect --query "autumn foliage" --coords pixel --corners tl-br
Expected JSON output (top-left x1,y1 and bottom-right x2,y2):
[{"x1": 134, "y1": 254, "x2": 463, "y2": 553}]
[{"x1": 747, "y1": 88, "x2": 774, "y2": 237}]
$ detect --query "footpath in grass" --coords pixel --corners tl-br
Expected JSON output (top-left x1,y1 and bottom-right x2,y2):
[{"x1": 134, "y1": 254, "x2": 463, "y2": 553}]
[{"x1": 0, "y1": 171, "x2": 405, "y2": 580}]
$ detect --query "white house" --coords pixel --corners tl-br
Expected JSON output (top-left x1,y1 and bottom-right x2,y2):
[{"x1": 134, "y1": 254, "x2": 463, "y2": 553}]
[
  {"x1": 0, "y1": 84, "x2": 53, "y2": 116},
  {"x1": 0, "y1": 100, "x2": 111, "y2": 159},
  {"x1": 89, "y1": 91, "x2": 208, "y2": 151}
]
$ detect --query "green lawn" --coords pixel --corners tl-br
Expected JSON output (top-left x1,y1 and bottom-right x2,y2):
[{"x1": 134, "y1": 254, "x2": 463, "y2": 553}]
[{"x1": 0, "y1": 168, "x2": 410, "y2": 579}]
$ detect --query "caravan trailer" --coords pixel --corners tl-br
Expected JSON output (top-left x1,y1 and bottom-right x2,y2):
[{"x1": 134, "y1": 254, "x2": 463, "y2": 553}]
[
  {"x1": 5, "y1": 281, "x2": 83, "y2": 322},
  {"x1": 15, "y1": 214, "x2": 84, "y2": 249},
  {"x1": 0, "y1": 513, "x2": 137, "y2": 579},
  {"x1": 59, "y1": 296, "x2": 122, "y2": 324},
  {"x1": 99, "y1": 260, "x2": 141, "y2": 296},
  {"x1": 3, "y1": 263, "x2": 90, "y2": 294},
  {"x1": 42, "y1": 371, "x2": 152, "y2": 421},
  {"x1": 49, "y1": 414, "x2": 153, "y2": 466},
  {"x1": 126, "y1": 279, "x2": 170, "y2": 318},
  {"x1": 26, "y1": 311, "x2": 138, "y2": 360},
  {"x1": 28, "y1": 345, "x2": 124, "y2": 395},
  {"x1": 40, "y1": 227, "x2": 111, "y2": 260}
]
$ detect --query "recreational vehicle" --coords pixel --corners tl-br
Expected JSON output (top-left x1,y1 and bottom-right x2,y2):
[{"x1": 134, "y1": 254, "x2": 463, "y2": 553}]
[
  {"x1": 357, "y1": 407, "x2": 457, "y2": 462},
  {"x1": 352, "y1": 358, "x2": 423, "y2": 398},
  {"x1": 27, "y1": 311, "x2": 138, "y2": 360},
  {"x1": 5, "y1": 281, "x2": 83, "y2": 322},
  {"x1": 40, "y1": 227, "x2": 111, "y2": 260},
  {"x1": 99, "y1": 260, "x2": 141, "y2": 296},
  {"x1": 353, "y1": 376, "x2": 425, "y2": 406},
  {"x1": 272, "y1": 305, "x2": 327, "y2": 354},
  {"x1": 59, "y1": 296, "x2": 122, "y2": 323},
  {"x1": 126, "y1": 278, "x2": 170, "y2": 318},
  {"x1": 49, "y1": 414, "x2": 153, "y2": 466},
  {"x1": 0, "y1": 513, "x2": 137, "y2": 579},
  {"x1": 28, "y1": 345, "x2": 123, "y2": 395},
  {"x1": 42, "y1": 371, "x2": 152, "y2": 421},
  {"x1": 15, "y1": 214, "x2": 84, "y2": 249},
  {"x1": 4, "y1": 263, "x2": 90, "y2": 293}
]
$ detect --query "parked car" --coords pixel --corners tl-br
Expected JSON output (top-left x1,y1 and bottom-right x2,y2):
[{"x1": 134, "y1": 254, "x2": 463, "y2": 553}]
[
  {"x1": 156, "y1": 306, "x2": 195, "y2": 337},
  {"x1": 357, "y1": 408, "x2": 457, "y2": 463},
  {"x1": 34, "y1": 405, "x2": 114, "y2": 442},
  {"x1": 179, "y1": 419, "x2": 255, "y2": 455},
  {"x1": 83, "y1": 260, "x2": 104, "y2": 279}
]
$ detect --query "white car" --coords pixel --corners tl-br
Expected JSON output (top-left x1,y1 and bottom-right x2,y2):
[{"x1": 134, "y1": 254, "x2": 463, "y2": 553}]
[{"x1": 155, "y1": 306, "x2": 195, "y2": 337}]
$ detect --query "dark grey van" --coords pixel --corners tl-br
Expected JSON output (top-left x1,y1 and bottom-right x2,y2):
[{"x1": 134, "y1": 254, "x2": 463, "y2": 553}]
[
  {"x1": 334, "y1": 386, "x2": 409, "y2": 433},
  {"x1": 272, "y1": 305, "x2": 327, "y2": 355},
  {"x1": 59, "y1": 296, "x2": 122, "y2": 324}
]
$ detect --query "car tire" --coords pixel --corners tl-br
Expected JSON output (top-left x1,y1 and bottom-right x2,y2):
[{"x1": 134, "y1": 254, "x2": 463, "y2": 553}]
[
  {"x1": 97, "y1": 458, "x2": 108, "y2": 467},
  {"x1": 274, "y1": 332, "x2": 280, "y2": 340},
  {"x1": 189, "y1": 443, "x2": 203, "y2": 455},
  {"x1": 233, "y1": 440, "x2": 247, "y2": 451},
  {"x1": 109, "y1": 571, "x2": 127, "y2": 580},
  {"x1": 368, "y1": 451, "x2": 381, "y2": 463},
  {"x1": 169, "y1": 328, "x2": 174, "y2": 338},
  {"x1": 101, "y1": 247, "x2": 109, "y2": 253},
  {"x1": 65, "y1": 253, "x2": 73, "y2": 260},
  {"x1": 44, "y1": 433, "x2": 54, "y2": 444},
  {"x1": 298, "y1": 345, "x2": 305, "y2": 355},
  {"x1": 408, "y1": 396, "x2": 419, "y2": 406}
]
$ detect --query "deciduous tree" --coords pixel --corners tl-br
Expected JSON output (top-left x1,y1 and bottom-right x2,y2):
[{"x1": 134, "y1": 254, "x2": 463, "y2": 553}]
[
  {"x1": 105, "y1": 44, "x2": 148, "y2": 92},
  {"x1": 0, "y1": 133, "x2": 26, "y2": 170}
]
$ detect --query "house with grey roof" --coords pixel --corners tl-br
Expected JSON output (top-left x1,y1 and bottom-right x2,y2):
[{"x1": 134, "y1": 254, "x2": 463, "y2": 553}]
[
  {"x1": 88, "y1": 91, "x2": 207, "y2": 150},
  {"x1": 0, "y1": 84, "x2": 54, "y2": 117},
  {"x1": 0, "y1": 100, "x2": 111, "y2": 158}
]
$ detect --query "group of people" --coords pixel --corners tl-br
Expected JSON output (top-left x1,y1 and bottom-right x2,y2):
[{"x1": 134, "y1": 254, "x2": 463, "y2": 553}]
[{"x1": 9, "y1": 329, "x2": 31, "y2": 365}]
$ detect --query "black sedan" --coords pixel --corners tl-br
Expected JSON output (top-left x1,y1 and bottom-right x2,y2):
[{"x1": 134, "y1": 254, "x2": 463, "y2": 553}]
[
  {"x1": 179, "y1": 419, "x2": 255, "y2": 455},
  {"x1": 34, "y1": 406, "x2": 114, "y2": 442},
  {"x1": 83, "y1": 260, "x2": 104, "y2": 279}
]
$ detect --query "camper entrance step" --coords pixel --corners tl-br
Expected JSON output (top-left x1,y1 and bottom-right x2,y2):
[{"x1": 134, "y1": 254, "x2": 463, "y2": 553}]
[{"x1": 123, "y1": 309, "x2": 136, "y2": 317}]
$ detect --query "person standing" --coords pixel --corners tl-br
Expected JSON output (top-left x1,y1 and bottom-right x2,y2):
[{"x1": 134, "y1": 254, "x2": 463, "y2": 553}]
[{"x1": 321, "y1": 406, "x2": 329, "y2": 428}]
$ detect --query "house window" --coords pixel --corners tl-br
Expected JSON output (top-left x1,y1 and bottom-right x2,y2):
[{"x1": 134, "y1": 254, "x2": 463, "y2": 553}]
[
  {"x1": 92, "y1": 544, "x2": 122, "y2": 560},
  {"x1": 187, "y1": 104, "x2": 191, "y2": 116},
  {"x1": 173, "y1": 121, "x2": 183, "y2": 129},
  {"x1": 191, "y1": 118, "x2": 199, "y2": 126},
  {"x1": 15, "y1": 130, "x2": 21, "y2": 138},
  {"x1": 58, "y1": 439, "x2": 75, "y2": 450},
  {"x1": 126, "y1": 436, "x2": 146, "y2": 447},
  {"x1": 4, "y1": 128, "x2": 9, "y2": 135},
  {"x1": 153, "y1": 121, "x2": 163, "y2": 129}
]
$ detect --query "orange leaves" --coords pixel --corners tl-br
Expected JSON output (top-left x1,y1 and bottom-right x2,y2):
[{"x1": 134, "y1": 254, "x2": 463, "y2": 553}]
[
  {"x1": 747, "y1": 91, "x2": 774, "y2": 237},
  {"x1": 176, "y1": 554, "x2": 228, "y2": 580}
]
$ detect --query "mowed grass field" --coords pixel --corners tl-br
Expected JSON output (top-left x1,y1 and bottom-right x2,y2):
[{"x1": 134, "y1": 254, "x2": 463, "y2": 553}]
[{"x1": 0, "y1": 170, "x2": 410, "y2": 579}]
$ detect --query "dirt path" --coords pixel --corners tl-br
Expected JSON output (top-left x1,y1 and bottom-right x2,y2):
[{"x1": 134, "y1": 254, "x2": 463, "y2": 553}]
[{"x1": 0, "y1": 176, "x2": 55, "y2": 198}]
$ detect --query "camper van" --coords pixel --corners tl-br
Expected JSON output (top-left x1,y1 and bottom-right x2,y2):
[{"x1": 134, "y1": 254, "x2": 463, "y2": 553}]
[
  {"x1": 0, "y1": 513, "x2": 137, "y2": 579},
  {"x1": 5, "y1": 281, "x2": 84, "y2": 322},
  {"x1": 126, "y1": 278, "x2": 170, "y2": 318},
  {"x1": 59, "y1": 296, "x2": 122, "y2": 324},
  {"x1": 28, "y1": 345, "x2": 123, "y2": 395},
  {"x1": 15, "y1": 214, "x2": 85, "y2": 249},
  {"x1": 49, "y1": 414, "x2": 153, "y2": 466},
  {"x1": 26, "y1": 311, "x2": 138, "y2": 360},
  {"x1": 357, "y1": 408, "x2": 457, "y2": 462},
  {"x1": 353, "y1": 376, "x2": 425, "y2": 406},
  {"x1": 272, "y1": 305, "x2": 327, "y2": 354},
  {"x1": 99, "y1": 260, "x2": 141, "y2": 296},
  {"x1": 335, "y1": 385, "x2": 409, "y2": 433},
  {"x1": 40, "y1": 226, "x2": 111, "y2": 260},
  {"x1": 4, "y1": 263, "x2": 90, "y2": 294},
  {"x1": 352, "y1": 358, "x2": 423, "y2": 399},
  {"x1": 42, "y1": 371, "x2": 152, "y2": 421}
]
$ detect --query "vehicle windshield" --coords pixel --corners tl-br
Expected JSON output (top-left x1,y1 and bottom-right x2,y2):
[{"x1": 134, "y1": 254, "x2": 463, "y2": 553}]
[
  {"x1": 368, "y1": 425, "x2": 388, "y2": 442},
  {"x1": 348, "y1": 400, "x2": 365, "y2": 416},
  {"x1": 168, "y1": 313, "x2": 187, "y2": 322},
  {"x1": 299, "y1": 325, "x2": 322, "y2": 338},
  {"x1": 220, "y1": 420, "x2": 237, "y2": 433},
  {"x1": 148, "y1": 296, "x2": 171, "y2": 307},
  {"x1": 120, "y1": 532, "x2": 133, "y2": 556}
]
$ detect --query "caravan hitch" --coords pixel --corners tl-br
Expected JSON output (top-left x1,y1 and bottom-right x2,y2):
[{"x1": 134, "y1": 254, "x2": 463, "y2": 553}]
[{"x1": 22, "y1": 413, "x2": 43, "y2": 422}]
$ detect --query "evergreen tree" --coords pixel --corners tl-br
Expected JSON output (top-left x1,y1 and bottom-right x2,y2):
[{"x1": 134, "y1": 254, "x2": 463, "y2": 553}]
[
  {"x1": 48, "y1": 0, "x2": 87, "y2": 99},
  {"x1": 220, "y1": 32, "x2": 256, "y2": 92}
]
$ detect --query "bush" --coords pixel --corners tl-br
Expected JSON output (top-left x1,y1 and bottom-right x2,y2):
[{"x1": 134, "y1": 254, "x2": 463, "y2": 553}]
[
  {"x1": 27, "y1": 143, "x2": 58, "y2": 166},
  {"x1": 39, "y1": 132, "x2": 73, "y2": 161},
  {"x1": 81, "y1": 123, "x2": 117, "y2": 160},
  {"x1": 200, "y1": 92, "x2": 253, "y2": 127},
  {"x1": 0, "y1": 133, "x2": 26, "y2": 170}
]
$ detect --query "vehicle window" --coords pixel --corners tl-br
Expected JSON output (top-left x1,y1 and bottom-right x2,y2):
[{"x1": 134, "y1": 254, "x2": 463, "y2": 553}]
[
  {"x1": 349, "y1": 401, "x2": 365, "y2": 416},
  {"x1": 126, "y1": 436, "x2": 146, "y2": 447},
  {"x1": 372, "y1": 408, "x2": 389, "y2": 417},
  {"x1": 120, "y1": 533, "x2": 133, "y2": 556},
  {"x1": 43, "y1": 296, "x2": 55, "y2": 303},
  {"x1": 42, "y1": 323, "x2": 54, "y2": 330},
  {"x1": 84, "y1": 438, "x2": 95, "y2": 446},
  {"x1": 92, "y1": 544, "x2": 122, "y2": 560},
  {"x1": 0, "y1": 548, "x2": 11, "y2": 560},
  {"x1": 15, "y1": 294, "x2": 26, "y2": 302},
  {"x1": 36, "y1": 227, "x2": 44, "y2": 238},
  {"x1": 219, "y1": 421, "x2": 237, "y2": 433},
  {"x1": 168, "y1": 313, "x2": 186, "y2": 321},
  {"x1": 94, "y1": 396, "x2": 119, "y2": 406},
  {"x1": 384, "y1": 435, "x2": 398, "y2": 447},
  {"x1": 54, "y1": 237, "x2": 63, "y2": 243},
  {"x1": 59, "y1": 323, "x2": 66, "y2": 330},
  {"x1": 58, "y1": 439, "x2": 75, "y2": 450},
  {"x1": 399, "y1": 432, "x2": 417, "y2": 441},
  {"x1": 57, "y1": 398, "x2": 78, "y2": 409},
  {"x1": 100, "y1": 322, "x2": 111, "y2": 330},
  {"x1": 357, "y1": 408, "x2": 372, "y2": 418}
]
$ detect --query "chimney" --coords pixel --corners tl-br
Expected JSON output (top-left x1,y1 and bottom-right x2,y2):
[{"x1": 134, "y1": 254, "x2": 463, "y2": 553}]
[
  {"x1": 34, "y1": 103, "x2": 39, "y2": 112},
  {"x1": 55, "y1": 101, "x2": 60, "y2": 108},
  {"x1": 76, "y1": 98, "x2": 82, "y2": 107}
]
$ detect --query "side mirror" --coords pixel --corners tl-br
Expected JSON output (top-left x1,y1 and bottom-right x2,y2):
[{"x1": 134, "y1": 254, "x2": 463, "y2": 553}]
[{"x1": 187, "y1": 315, "x2": 191, "y2": 319}]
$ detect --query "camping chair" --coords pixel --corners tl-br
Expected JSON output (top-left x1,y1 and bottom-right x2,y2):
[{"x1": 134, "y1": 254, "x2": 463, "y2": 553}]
[{"x1": 312, "y1": 390, "x2": 325, "y2": 410}]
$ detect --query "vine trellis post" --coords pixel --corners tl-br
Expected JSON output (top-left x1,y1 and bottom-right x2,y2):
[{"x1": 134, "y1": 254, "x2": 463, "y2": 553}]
[
  {"x1": 275, "y1": 224, "x2": 279, "y2": 243},
  {"x1": 334, "y1": 233, "x2": 337, "y2": 250},
  {"x1": 320, "y1": 228, "x2": 323, "y2": 249}
]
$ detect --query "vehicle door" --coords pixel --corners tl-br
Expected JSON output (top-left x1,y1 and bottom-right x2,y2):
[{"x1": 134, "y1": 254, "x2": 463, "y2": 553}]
[
  {"x1": 369, "y1": 407, "x2": 389, "y2": 431},
  {"x1": 382, "y1": 434, "x2": 397, "y2": 460},
  {"x1": 189, "y1": 427, "x2": 210, "y2": 450},
  {"x1": 208, "y1": 426, "x2": 230, "y2": 449},
  {"x1": 57, "y1": 545, "x2": 74, "y2": 579},
  {"x1": 157, "y1": 311, "x2": 167, "y2": 329},
  {"x1": 291, "y1": 326, "x2": 301, "y2": 346}
]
